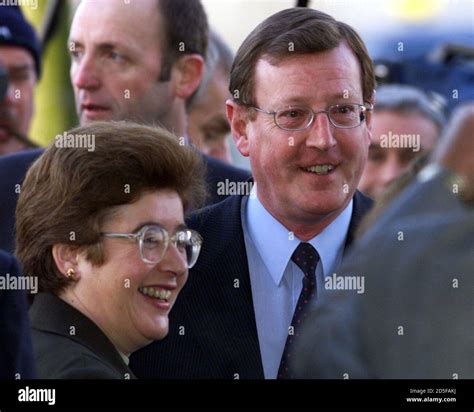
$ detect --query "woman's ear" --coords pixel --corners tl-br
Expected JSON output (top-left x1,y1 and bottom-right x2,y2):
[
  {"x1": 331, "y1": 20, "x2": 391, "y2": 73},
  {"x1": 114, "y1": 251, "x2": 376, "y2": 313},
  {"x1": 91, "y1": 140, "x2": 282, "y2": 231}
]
[
  {"x1": 52, "y1": 244, "x2": 81, "y2": 281},
  {"x1": 170, "y1": 54, "x2": 205, "y2": 100},
  {"x1": 226, "y1": 99, "x2": 250, "y2": 157}
]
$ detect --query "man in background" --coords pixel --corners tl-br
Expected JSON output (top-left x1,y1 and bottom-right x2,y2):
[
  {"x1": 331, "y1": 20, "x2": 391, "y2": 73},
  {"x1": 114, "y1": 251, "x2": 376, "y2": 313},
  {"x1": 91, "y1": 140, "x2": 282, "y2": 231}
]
[
  {"x1": 188, "y1": 30, "x2": 234, "y2": 164},
  {"x1": 359, "y1": 84, "x2": 445, "y2": 199},
  {"x1": 0, "y1": 5, "x2": 40, "y2": 156}
]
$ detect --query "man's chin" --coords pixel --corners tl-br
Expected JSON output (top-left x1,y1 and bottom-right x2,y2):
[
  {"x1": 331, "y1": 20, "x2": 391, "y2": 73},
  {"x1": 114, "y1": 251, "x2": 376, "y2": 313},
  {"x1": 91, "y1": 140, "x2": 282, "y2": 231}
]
[
  {"x1": 80, "y1": 110, "x2": 114, "y2": 124},
  {"x1": 0, "y1": 138, "x2": 28, "y2": 156},
  {"x1": 297, "y1": 189, "x2": 353, "y2": 217}
]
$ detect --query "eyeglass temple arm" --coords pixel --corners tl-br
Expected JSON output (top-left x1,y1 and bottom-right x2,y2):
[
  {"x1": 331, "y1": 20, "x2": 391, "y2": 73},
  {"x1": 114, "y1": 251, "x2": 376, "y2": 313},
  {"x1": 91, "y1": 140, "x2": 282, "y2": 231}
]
[{"x1": 100, "y1": 233, "x2": 138, "y2": 240}]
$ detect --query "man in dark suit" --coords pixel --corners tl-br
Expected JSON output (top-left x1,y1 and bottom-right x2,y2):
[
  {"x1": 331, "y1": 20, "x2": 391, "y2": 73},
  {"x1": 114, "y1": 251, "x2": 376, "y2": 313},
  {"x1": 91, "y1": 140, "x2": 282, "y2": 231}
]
[
  {"x1": 292, "y1": 105, "x2": 474, "y2": 379},
  {"x1": 0, "y1": 250, "x2": 36, "y2": 379},
  {"x1": 0, "y1": 0, "x2": 249, "y2": 253},
  {"x1": 0, "y1": 148, "x2": 41, "y2": 253},
  {"x1": 130, "y1": 8, "x2": 375, "y2": 379}
]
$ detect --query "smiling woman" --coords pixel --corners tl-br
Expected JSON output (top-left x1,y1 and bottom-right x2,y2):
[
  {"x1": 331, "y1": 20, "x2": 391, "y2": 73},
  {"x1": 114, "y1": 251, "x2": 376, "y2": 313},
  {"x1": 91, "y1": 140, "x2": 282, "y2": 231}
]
[{"x1": 15, "y1": 121, "x2": 207, "y2": 379}]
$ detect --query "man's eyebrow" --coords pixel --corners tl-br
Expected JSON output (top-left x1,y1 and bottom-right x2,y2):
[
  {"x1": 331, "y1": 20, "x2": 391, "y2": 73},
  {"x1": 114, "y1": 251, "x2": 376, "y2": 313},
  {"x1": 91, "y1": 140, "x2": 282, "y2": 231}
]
[
  {"x1": 68, "y1": 39, "x2": 128, "y2": 52},
  {"x1": 327, "y1": 91, "x2": 360, "y2": 101},
  {"x1": 97, "y1": 43, "x2": 122, "y2": 52},
  {"x1": 277, "y1": 91, "x2": 362, "y2": 106}
]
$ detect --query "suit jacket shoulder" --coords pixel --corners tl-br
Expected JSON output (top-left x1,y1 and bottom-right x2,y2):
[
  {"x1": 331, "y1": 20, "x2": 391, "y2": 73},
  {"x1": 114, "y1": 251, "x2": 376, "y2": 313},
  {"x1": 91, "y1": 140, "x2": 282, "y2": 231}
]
[
  {"x1": 345, "y1": 190, "x2": 374, "y2": 251},
  {"x1": 202, "y1": 155, "x2": 251, "y2": 205},
  {"x1": 0, "y1": 149, "x2": 43, "y2": 253},
  {"x1": 30, "y1": 293, "x2": 135, "y2": 379}
]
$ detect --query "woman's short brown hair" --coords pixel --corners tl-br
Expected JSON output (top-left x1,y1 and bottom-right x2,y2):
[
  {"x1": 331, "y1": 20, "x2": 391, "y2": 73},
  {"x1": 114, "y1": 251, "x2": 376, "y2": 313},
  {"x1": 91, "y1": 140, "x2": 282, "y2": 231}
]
[
  {"x1": 16, "y1": 121, "x2": 207, "y2": 295},
  {"x1": 229, "y1": 7, "x2": 375, "y2": 106}
]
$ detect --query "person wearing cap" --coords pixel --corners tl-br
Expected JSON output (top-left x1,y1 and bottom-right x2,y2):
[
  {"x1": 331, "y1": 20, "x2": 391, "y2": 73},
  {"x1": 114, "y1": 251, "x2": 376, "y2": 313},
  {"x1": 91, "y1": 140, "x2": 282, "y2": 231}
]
[
  {"x1": 0, "y1": 4, "x2": 41, "y2": 156},
  {"x1": 188, "y1": 30, "x2": 235, "y2": 164}
]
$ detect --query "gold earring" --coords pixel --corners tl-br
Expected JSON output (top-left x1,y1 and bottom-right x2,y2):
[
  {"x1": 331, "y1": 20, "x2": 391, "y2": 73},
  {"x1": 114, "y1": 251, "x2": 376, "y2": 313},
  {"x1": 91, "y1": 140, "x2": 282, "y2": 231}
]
[{"x1": 66, "y1": 268, "x2": 75, "y2": 279}]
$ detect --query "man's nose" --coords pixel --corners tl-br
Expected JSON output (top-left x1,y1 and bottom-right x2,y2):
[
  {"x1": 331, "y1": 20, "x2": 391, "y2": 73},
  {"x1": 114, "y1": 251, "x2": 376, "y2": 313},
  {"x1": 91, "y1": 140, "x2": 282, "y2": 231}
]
[
  {"x1": 1, "y1": 82, "x2": 17, "y2": 107},
  {"x1": 305, "y1": 111, "x2": 337, "y2": 151},
  {"x1": 71, "y1": 55, "x2": 101, "y2": 91}
]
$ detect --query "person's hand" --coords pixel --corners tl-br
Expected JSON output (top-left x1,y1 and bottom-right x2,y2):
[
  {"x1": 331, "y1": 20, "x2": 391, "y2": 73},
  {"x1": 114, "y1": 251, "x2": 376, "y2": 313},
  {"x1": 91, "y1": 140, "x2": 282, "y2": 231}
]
[{"x1": 432, "y1": 104, "x2": 474, "y2": 202}]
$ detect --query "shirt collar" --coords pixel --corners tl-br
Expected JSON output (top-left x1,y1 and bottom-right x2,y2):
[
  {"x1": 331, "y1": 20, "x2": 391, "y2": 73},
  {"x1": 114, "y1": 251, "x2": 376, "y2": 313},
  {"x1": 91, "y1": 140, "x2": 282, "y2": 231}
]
[
  {"x1": 246, "y1": 185, "x2": 353, "y2": 286},
  {"x1": 118, "y1": 351, "x2": 130, "y2": 366}
]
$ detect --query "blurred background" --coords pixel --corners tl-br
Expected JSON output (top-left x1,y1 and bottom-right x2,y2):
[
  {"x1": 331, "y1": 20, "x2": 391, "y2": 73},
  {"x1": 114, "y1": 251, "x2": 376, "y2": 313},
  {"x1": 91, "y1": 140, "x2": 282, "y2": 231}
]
[{"x1": 19, "y1": 0, "x2": 474, "y2": 167}]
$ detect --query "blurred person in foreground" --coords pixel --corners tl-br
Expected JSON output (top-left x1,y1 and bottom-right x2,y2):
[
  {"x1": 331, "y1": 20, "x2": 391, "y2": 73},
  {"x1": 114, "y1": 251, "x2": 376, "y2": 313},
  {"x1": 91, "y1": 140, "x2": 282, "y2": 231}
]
[
  {"x1": 15, "y1": 121, "x2": 206, "y2": 379},
  {"x1": 359, "y1": 84, "x2": 446, "y2": 199},
  {"x1": 188, "y1": 30, "x2": 234, "y2": 164},
  {"x1": 131, "y1": 7, "x2": 375, "y2": 379},
  {"x1": 0, "y1": 5, "x2": 40, "y2": 156},
  {"x1": 293, "y1": 104, "x2": 474, "y2": 379}
]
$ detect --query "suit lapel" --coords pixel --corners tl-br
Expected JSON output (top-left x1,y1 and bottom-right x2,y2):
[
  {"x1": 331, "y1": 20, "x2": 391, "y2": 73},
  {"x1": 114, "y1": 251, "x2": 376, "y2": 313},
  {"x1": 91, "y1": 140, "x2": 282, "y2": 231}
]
[
  {"x1": 185, "y1": 195, "x2": 264, "y2": 378},
  {"x1": 344, "y1": 190, "x2": 374, "y2": 252}
]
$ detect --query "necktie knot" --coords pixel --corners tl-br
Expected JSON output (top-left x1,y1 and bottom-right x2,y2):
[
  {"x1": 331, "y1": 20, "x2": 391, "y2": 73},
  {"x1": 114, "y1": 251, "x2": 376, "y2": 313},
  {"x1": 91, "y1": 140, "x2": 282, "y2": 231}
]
[{"x1": 291, "y1": 242, "x2": 319, "y2": 279}]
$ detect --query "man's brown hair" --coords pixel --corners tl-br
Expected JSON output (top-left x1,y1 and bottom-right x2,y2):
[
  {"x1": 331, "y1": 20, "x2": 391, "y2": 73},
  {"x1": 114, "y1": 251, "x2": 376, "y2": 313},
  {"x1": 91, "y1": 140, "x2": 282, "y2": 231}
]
[
  {"x1": 229, "y1": 7, "x2": 375, "y2": 106},
  {"x1": 16, "y1": 121, "x2": 207, "y2": 295},
  {"x1": 158, "y1": 0, "x2": 208, "y2": 108}
]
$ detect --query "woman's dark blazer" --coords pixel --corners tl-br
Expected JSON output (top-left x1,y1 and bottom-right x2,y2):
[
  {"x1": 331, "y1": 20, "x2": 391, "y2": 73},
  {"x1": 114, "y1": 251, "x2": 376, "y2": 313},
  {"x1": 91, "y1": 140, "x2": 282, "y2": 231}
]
[{"x1": 30, "y1": 293, "x2": 136, "y2": 379}]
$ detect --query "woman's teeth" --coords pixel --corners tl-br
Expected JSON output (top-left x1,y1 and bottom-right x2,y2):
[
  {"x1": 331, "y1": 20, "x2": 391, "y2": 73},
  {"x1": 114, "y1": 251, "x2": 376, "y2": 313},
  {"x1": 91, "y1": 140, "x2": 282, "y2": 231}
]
[
  {"x1": 139, "y1": 286, "x2": 171, "y2": 301},
  {"x1": 304, "y1": 164, "x2": 335, "y2": 175}
]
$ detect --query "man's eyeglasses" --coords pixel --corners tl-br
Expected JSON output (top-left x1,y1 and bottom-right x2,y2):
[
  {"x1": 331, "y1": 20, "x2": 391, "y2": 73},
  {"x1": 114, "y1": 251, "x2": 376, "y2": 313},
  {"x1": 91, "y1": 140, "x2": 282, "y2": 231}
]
[
  {"x1": 100, "y1": 225, "x2": 203, "y2": 268},
  {"x1": 246, "y1": 103, "x2": 373, "y2": 131}
]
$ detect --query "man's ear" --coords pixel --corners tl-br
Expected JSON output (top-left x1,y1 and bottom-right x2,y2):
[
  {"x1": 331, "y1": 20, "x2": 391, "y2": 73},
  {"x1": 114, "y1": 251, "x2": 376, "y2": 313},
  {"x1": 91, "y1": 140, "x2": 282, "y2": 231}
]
[
  {"x1": 226, "y1": 99, "x2": 250, "y2": 157},
  {"x1": 170, "y1": 54, "x2": 205, "y2": 100},
  {"x1": 364, "y1": 92, "x2": 376, "y2": 144},
  {"x1": 52, "y1": 244, "x2": 81, "y2": 281},
  {"x1": 366, "y1": 91, "x2": 376, "y2": 129}
]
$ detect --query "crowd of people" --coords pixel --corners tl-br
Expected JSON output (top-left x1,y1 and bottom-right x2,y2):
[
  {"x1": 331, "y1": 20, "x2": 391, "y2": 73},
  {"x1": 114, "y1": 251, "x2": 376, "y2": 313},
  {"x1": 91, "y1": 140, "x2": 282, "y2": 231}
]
[{"x1": 0, "y1": 0, "x2": 472, "y2": 381}]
